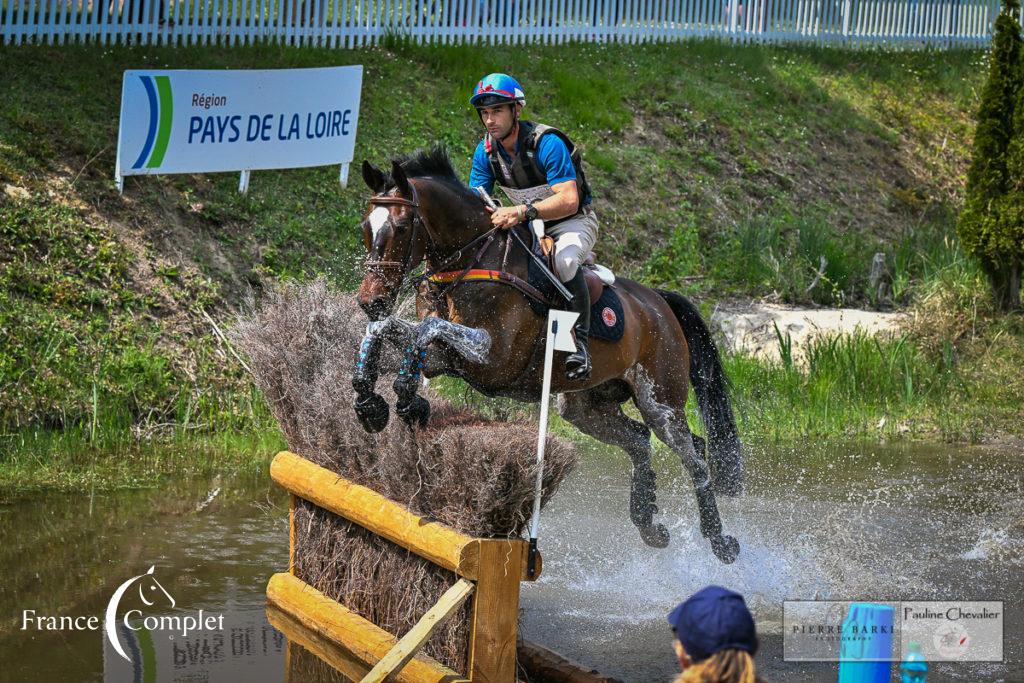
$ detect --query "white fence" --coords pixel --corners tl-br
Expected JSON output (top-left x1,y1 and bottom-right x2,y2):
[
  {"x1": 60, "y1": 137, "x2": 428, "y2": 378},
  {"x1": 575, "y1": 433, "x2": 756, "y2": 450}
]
[{"x1": 1, "y1": 0, "x2": 1000, "y2": 47}]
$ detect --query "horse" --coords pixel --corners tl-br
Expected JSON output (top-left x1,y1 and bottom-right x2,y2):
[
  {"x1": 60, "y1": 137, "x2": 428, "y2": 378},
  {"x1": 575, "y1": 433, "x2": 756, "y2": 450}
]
[{"x1": 351, "y1": 147, "x2": 744, "y2": 564}]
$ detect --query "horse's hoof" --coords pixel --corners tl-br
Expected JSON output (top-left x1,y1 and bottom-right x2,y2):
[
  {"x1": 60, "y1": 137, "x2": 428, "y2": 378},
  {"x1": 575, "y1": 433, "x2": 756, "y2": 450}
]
[
  {"x1": 638, "y1": 523, "x2": 670, "y2": 549},
  {"x1": 396, "y1": 395, "x2": 430, "y2": 429},
  {"x1": 354, "y1": 393, "x2": 390, "y2": 433},
  {"x1": 711, "y1": 534, "x2": 740, "y2": 564}
]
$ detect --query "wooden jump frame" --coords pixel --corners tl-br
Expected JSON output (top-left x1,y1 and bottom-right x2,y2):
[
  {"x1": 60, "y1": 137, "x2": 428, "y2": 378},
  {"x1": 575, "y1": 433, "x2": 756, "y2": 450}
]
[{"x1": 266, "y1": 450, "x2": 545, "y2": 683}]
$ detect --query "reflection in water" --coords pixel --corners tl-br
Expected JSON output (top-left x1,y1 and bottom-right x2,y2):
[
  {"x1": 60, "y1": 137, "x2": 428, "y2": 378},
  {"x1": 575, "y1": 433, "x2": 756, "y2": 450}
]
[
  {"x1": 1, "y1": 441, "x2": 1021, "y2": 682},
  {"x1": 0, "y1": 473, "x2": 289, "y2": 682}
]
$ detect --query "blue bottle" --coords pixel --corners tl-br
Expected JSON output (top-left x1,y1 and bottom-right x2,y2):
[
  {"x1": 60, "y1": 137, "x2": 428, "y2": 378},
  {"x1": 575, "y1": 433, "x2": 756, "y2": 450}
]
[{"x1": 900, "y1": 641, "x2": 928, "y2": 682}]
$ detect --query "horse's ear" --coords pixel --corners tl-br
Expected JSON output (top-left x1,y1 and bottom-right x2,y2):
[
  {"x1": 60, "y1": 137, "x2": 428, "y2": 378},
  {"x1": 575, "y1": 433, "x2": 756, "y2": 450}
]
[
  {"x1": 391, "y1": 160, "x2": 413, "y2": 198},
  {"x1": 362, "y1": 160, "x2": 386, "y2": 193}
]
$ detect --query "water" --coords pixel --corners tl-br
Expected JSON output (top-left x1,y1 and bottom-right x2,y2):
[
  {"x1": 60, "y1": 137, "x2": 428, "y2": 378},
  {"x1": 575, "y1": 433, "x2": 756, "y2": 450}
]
[
  {"x1": 521, "y1": 440, "x2": 1024, "y2": 682},
  {"x1": 0, "y1": 441, "x2": 1020, "y2": 682},
  {"x1": 0, "y1": 474, "x2": 289, "y2": 682}
]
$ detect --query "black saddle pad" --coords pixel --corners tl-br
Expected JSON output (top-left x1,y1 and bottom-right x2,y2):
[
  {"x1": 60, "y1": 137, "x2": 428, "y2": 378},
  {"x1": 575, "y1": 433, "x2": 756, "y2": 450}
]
[{"x1": 524, "y1": 231, "x2": 625, "y2": 343}]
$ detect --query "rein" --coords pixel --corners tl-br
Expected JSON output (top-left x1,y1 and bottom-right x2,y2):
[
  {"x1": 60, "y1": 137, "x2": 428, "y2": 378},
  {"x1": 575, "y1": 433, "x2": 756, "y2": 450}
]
[{"x1": 366, "y1": 186, "x2": 553, "y2": 308}]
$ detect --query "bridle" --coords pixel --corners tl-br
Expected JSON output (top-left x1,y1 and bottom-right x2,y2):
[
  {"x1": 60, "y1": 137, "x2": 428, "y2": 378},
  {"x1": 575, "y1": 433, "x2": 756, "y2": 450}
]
[
  {"x1": 365, "y1": 184, "x2": 428, "y2": 274},
  {"x1": 364, "y1": 182, "x2": 501, "y2": 300}
]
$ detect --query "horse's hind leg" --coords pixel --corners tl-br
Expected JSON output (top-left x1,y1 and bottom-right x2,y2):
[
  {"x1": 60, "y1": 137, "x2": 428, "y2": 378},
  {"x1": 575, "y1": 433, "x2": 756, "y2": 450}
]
[
  {"x1": 628, "y1": 364, "x2": 740, "y2": 564},
  {"x1": 557, "y1": 383, "x2": 670, "y2": 549}
]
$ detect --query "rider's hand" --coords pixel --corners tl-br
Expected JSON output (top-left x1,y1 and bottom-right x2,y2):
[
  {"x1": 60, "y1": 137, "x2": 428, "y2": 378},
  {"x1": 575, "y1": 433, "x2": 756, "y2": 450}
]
[{"x1": 490, "y1": 205, "x2": 524, "y2": 230}]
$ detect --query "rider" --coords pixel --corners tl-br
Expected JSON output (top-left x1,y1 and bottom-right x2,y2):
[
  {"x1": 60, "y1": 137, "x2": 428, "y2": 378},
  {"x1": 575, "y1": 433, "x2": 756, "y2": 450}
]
[{"x1": 468, "y1": 73, "x2": 598, "y2": 381}]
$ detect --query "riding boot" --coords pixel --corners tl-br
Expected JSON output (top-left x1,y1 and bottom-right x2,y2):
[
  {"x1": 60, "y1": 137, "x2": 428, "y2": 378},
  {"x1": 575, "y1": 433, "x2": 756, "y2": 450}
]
[{"x1": 564, "y1": 269, "x2": 592, "y2": 381}]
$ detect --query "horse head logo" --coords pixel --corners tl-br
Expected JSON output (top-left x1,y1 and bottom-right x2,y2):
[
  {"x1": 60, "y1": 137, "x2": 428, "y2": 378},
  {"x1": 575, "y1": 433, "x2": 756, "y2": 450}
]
[{"x1": 104, "y1": 566, "x2": 176, "y2": 662}]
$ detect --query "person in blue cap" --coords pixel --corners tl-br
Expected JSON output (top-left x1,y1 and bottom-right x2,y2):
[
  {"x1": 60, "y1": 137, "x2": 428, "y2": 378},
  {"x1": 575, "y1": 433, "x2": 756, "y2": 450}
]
[
  {"x1": 667, "y1": 585, "x2": 765, "y2": 683},
  {"x1": 468, "y1": 72, "x2": 598, "y2": 381}
]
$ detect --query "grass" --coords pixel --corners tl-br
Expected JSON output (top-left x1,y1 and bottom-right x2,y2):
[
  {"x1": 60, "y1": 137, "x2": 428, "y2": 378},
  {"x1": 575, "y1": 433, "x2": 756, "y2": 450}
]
[
  {"x1": 0, "y1": 422, "x2": 285, "y2": 495},
  {"x1": 0, "y1": 40, "x2": 1020, "y2": 491},
  {"x1": 725, "y1": 331, "x2": 951, "y2": 439}
]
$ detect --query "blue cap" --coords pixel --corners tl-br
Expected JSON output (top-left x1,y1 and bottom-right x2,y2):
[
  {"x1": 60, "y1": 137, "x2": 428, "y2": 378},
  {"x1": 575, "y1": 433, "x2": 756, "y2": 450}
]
[{"x1": 667, "y1": 586, "x2": 758, "y2": 663}]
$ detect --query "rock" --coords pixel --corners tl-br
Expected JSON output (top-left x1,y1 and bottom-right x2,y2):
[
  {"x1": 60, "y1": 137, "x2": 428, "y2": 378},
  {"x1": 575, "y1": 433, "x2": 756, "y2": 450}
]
[
  {"x1": 711, "y1": 303, "x2": 907, "y2": 366},
  {"x1": 4, "y1": 184, "x2": 30, "y2": 201}
]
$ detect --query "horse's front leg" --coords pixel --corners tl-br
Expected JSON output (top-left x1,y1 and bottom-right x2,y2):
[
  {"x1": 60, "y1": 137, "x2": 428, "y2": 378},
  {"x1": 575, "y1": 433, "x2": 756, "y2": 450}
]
[
  {"x1": 352, "y1": 326, "x2": 390, "y2": 433},
  {"x1": 392, "y1": 316, "x2": 492, "y2": 428},
  {"x1": 352, "y1": 318, "x2": 417, "y2": 433}
]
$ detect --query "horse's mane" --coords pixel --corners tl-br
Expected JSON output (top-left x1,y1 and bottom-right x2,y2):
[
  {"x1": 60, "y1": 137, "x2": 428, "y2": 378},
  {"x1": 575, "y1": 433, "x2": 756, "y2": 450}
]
[{"x1": 387, "y1": 145, "x2": 483, "y2": 205}]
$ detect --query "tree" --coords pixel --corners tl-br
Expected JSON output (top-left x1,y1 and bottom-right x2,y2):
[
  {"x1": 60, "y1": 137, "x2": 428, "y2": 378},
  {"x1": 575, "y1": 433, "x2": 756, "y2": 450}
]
[{"x1": 958, "y1": 0, "x2": 1024, "y2": 311}]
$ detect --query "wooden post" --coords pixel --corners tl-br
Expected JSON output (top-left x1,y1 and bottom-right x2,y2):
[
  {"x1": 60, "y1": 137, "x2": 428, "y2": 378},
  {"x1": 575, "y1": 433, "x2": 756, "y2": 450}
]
[
  {"x1": 467, "y1": 540, "x2": 526, "y2": 682},
  {"x1": 288, "y1": 493, "x2": 296, "y2": 574}
]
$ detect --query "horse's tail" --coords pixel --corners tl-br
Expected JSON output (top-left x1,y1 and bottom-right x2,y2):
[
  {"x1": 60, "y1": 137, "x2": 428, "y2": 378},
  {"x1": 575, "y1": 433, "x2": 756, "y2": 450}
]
[{"x1": 655, "y1": 289, "x2": 744, "y2": 496}]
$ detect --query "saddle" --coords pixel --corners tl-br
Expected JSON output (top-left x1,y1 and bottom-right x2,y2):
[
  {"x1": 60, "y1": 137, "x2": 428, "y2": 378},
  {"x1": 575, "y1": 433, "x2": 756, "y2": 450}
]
[
  {"x1": 537, "y1": 236, "x2": 614, "y2": 302},
  {"x1": 530, "y1": 230, "x2": 624, "y2": 343}
]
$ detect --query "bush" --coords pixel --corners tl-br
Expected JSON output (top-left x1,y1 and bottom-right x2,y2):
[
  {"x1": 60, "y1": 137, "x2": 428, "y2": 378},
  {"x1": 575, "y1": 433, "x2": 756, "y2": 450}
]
[{"x1": 957, "y1": 0, "x2": 1024, "y2": 311}]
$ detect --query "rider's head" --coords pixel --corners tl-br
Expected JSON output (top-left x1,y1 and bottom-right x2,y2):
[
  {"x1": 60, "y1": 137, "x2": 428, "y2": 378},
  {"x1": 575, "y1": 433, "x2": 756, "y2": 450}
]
[{"x1": 470, "y1": 73, "x2": 525, "y2": 142}]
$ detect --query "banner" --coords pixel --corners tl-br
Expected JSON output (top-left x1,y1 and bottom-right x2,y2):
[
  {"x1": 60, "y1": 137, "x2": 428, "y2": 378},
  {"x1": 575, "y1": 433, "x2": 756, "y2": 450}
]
[
  {"x1": 784, "y1": 600, "x2": 1004, "y2": 662},
  {"x1": 115, "y1": 66, "x2": 362, "y2": 190}
]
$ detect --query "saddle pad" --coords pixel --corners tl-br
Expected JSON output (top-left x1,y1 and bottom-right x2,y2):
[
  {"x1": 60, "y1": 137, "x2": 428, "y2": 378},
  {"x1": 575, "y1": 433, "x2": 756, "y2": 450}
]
[{"x1": 525, "y1": 234, "x2": 625, "y2": 343}]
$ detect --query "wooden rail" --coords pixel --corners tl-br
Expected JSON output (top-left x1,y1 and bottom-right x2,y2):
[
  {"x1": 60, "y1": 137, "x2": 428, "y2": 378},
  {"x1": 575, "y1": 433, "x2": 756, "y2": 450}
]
[
  {"x1": 268, "y1": 450, "x2": 541, "y2": 683},
  {"x1": 267, "y1": 572, "x2": 465, "y2": 682}
]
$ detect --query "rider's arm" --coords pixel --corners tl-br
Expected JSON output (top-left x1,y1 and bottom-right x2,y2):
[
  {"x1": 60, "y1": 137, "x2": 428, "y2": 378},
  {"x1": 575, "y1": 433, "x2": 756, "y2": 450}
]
[
  {"x1": 519, "y1": 133, "x2": 579, "y2": 220},
  {"x1": 492, "y1": 180, "x2": 577, "y2": 228},
  {"x1": 529, "y1": 180, "x2": 579, "y2": 221}
]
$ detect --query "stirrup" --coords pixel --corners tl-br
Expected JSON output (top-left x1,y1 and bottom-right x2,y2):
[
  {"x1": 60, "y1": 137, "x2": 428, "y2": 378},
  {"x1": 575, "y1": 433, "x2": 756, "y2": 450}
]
[
  {"x1": 566, "y1": 355, "x2": 591, "y2": 381},
  {"x1": 565, "y1": 336, "x2": 592, "y2": 381},
  {"x1": 566, "y1": 364, "x2": 591, "y2": 381}
]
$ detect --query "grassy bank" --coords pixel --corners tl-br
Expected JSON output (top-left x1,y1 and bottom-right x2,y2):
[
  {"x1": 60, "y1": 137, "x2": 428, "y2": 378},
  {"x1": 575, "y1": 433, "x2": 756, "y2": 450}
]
[
  {"x1": 0, "y1": 426, "x2": 284, "y2": 496},
  {"x1": 1, "y1": 39, "x2": 1020, "y2": 491}
]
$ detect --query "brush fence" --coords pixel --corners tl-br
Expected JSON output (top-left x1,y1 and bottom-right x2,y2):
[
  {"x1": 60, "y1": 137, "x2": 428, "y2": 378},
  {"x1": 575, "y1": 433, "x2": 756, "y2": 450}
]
[
  {"x1": 2, "y1": 0, "x2": 999, "y2": 48},
  {"x1": 266, "y1": 450, "x2": 545, "y2": 683}
]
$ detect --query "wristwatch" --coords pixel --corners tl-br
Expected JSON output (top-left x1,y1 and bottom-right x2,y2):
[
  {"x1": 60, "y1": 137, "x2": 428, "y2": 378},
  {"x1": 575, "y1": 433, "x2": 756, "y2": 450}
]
[{"x1": 524, "y1": 203, "x2": 540, "y2": 222}]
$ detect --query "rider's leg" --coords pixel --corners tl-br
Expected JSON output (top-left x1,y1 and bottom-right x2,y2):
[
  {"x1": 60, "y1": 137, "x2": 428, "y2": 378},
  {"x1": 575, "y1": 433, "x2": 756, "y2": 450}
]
[
  {"x1": 563, "y1": 269, "x2": 592, "y2": 380},
  {"x1": 548, "y1": 206, "x2": 599, "y2": 380}
]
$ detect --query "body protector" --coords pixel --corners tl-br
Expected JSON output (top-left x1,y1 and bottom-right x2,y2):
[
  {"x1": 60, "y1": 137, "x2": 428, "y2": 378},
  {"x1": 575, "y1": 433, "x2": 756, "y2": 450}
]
[{"x1": 484, "y1": 120, "x2": 593, "y2": 222}]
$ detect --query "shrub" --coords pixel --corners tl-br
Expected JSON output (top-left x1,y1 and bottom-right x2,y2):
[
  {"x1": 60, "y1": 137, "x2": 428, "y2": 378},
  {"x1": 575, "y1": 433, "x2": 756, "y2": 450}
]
[{"x1": 957, "y1": 0, "x2": 1024, "y2": 311}]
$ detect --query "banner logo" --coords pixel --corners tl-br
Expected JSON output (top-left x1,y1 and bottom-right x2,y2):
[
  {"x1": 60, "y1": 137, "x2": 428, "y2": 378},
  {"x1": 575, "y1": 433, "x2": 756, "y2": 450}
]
[
  {"x1": 104, "y1": 565, "x2": 176, "y2": 662},
  {"x1": 131, "y1": 75, "x2": 174, "y2": 170}
]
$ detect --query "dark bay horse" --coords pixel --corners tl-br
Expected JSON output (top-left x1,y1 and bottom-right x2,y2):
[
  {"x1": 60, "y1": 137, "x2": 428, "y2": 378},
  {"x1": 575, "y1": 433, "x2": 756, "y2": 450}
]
[{"x1": 352, "y1": 147, "x2": 744, "y2": 564}]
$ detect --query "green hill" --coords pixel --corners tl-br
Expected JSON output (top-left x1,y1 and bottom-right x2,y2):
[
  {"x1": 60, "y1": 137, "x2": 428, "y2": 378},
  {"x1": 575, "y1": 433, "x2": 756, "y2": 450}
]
[{"x1": 1, "y1": 40, "x2": 1021, "y2": 489}]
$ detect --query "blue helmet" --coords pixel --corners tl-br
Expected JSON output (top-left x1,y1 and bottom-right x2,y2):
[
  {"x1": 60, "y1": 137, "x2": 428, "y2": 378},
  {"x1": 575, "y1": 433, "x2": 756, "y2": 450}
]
[{"x1": 470, "y1": 73, "x2": 526, "y2": 109}]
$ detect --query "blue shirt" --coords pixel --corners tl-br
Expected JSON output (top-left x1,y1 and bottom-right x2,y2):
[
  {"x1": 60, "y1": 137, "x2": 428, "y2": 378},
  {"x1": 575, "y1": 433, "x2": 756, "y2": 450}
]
[{"x1": 469, "y1": 131, "x2": 591, "y2": 205}]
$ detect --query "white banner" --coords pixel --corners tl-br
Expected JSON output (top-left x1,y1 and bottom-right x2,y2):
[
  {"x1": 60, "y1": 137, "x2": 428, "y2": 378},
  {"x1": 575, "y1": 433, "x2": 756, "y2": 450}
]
[{"x1": 115, "y1": 66, "x2": 362, "y2": 189}]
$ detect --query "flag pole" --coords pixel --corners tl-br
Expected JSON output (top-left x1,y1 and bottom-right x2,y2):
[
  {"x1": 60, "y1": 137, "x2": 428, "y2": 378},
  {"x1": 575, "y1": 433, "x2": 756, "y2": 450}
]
[{"x1": 527, "y1": 308, "x2": 578, "y2": 578}]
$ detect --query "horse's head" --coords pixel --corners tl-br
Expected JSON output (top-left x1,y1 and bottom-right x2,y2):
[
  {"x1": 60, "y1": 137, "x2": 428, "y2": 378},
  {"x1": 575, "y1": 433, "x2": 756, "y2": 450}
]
[
  {"x1": 137, "y1": 565, "x2": 176, "y2": 609},
  {"x1": 357, "y1": 159, "x2": 430, "y2": 321}
]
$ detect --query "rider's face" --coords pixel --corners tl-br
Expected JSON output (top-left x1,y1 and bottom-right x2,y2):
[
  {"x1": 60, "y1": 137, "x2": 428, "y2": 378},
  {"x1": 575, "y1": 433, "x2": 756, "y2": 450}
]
[{"x1": 478, "y1": 103, "x2": 520, "y2": 139}]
